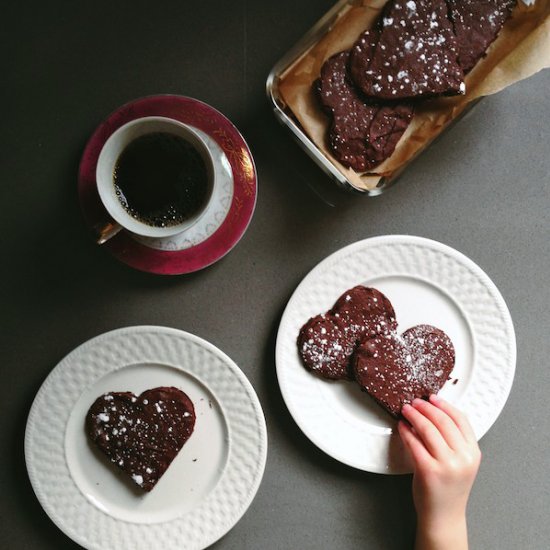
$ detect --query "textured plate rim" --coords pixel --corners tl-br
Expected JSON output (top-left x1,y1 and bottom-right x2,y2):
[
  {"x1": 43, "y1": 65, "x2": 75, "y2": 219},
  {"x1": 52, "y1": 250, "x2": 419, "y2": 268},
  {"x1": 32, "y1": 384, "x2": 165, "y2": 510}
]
[
  {"x1": 275, "y1": 235, "x2": 516, "y2": 473},
  {"x1": 25, "y1": 326, "x2": 268, "y2": 549}
]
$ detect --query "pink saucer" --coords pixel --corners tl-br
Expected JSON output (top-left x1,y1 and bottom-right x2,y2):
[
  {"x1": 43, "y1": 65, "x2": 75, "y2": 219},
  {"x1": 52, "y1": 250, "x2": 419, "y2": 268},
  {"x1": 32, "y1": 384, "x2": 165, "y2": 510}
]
[{"x1": 78, "y1": 95, "x2": 257, "y2": 275}]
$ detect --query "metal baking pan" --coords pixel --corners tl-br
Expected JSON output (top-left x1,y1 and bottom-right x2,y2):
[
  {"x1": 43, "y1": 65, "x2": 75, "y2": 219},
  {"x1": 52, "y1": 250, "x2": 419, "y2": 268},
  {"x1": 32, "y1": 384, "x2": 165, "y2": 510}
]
[{"x1": 266, "y1": 0, "x2": 480, "y2": 196}]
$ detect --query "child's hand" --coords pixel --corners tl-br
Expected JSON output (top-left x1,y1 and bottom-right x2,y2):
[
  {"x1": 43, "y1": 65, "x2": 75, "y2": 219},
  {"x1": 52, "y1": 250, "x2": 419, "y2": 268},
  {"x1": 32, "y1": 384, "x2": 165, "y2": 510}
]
[{"x1": 398, "y1": 395, "x2": 481, "y2": 550}]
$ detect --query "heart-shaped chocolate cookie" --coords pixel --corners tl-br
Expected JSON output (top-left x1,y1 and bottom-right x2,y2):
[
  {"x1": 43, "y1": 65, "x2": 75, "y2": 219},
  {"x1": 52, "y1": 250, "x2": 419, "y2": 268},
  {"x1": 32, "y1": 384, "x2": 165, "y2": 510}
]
[
  {"x1": 86, "y1": 386, "x2": 195, "y2": 491},
  {"x1": 352, "y1": 324, "x2": 455, "y2": 417},
  {"x1": 298, "y1": 286, "x2": 397, "y2": 380},
  {"x1": 446, "y1": 0, "x2": 516, "y2": 73},
  {"x1": 316, "y1": 50, "x2": 413, "y2": 172},
  {"x1": 298, "y1": 313, "x2": 357, "y2": 380},
  {"x1": 331, "y1": 285, "x2": 397, "y2": 341},
  {"x1": 349, "y1": 0, "x2": 464, "y2": 100}
]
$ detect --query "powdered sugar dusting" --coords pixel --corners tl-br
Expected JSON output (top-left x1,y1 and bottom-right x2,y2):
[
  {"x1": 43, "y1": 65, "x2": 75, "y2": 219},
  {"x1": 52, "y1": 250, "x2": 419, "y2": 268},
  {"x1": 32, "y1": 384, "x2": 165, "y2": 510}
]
[
  {"x1": 299, "y1": 314, "x2": 355, "y2": 379},
  {"x1": 87, "y1": 388, "x2": 196, "y2": 491},
  {"x1": 132, "y1": 474, "x2": 143, "y2": 486},
  {"x1": 354, "y1": 324, "x2": 455, "y2": 416},
  {"x1": 350, "y1": 0, "x2": 464, "y2": 99},
  {"x1": 298, "y1": 287, "x2": 397, "y2": 380}
]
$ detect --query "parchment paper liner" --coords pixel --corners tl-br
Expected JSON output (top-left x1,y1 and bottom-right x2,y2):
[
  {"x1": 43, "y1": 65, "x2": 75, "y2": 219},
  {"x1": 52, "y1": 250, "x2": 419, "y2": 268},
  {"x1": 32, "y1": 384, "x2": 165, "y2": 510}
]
[{"x1": 278, "y1": 0, "x2": 550, "y2": 191}]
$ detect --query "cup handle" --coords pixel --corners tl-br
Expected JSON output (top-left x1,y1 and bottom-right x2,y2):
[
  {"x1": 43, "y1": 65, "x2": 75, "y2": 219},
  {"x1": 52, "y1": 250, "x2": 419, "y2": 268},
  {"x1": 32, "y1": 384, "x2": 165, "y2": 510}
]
[{"x1": 94, "y1": 220, "x2": 122, "y2": 245}]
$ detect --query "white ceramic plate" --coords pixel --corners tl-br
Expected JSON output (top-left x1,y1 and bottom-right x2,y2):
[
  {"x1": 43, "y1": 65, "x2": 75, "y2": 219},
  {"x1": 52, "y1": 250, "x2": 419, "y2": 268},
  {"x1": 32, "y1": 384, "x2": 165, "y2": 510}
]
[
  {"x1": 276, "y1": 235, "x2": 516, "y2": 474},
  {"x1": 25, "y1": 326, "x2": 267, "y2": 549}
]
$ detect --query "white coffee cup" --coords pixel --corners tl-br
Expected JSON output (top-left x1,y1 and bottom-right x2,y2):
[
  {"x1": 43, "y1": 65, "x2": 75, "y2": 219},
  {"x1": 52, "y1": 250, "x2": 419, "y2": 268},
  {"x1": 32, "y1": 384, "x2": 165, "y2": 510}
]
[{"x1": 96, "y1": 116, "x2": 215, "y2": 240}]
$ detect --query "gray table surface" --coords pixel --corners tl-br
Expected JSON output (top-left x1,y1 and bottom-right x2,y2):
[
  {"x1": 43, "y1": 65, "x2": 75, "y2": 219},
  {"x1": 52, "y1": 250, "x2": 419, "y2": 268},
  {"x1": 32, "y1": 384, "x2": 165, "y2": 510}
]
[{"x1": 2, "y1": 1, "x2": 549, "y2": 549}]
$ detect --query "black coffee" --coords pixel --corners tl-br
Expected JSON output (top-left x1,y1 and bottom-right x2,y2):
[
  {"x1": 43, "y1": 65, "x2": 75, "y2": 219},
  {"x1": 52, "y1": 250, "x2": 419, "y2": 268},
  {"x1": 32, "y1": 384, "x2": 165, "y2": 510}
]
[{"x1": 113, "y1": 132, "x2": 209, "y2": 228}]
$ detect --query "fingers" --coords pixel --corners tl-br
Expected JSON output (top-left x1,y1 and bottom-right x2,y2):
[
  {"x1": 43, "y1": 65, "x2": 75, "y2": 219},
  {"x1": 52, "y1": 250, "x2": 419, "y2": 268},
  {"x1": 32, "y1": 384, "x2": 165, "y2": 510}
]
[
  {"x1": 400, "y1": 396, "x2": 479, "y2": 461},
  {"x1": 429, "y1": 394, "x2": 477, "y2": 443},
  {"x1": 410, "y1": 398, "x2": 464, "y2": 451},
  {"x1": 397, "y1": 420, "x2": 433, "y2": 467},
  {"x1": 399, "y1": 397, "x2": 482, "y2": 490},
  {"x1": 401, "y1": 403, "x2": 450, "y2": 459}
]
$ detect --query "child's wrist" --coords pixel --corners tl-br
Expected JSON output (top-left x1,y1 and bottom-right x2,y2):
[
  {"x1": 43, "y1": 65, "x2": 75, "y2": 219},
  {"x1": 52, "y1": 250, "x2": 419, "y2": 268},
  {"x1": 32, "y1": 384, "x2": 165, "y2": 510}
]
[
  {"x1": 416, "y1": 512, "x2": 468, "y2": 550},
  {"x1": 417, "y1": 506, "x2": 466, "y2": 527}
]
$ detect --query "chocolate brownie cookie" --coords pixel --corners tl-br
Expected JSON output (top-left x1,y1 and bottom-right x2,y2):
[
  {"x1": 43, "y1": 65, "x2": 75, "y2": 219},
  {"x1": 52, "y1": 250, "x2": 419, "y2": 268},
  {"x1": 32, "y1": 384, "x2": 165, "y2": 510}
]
[
  {"x1": 350, "y1": 0, "x2": 465, "y2": 100},
  {"x1": 446, "y1": 0, "x2": 516, "y2": 73},
  {"x1": 332, "y1": 286, "x2": 397, "y2": 342},
  {"x1": 298, "y1": 313, "x2": 356, "y2": 380},
  {"x1": 352, "y1": 324, "x2": 455, "y2": 417},
  {"x1": 86, "y1": 386, "x2": 195, "y2": 491},
  {"x1": 316, "y1": 50, "x2": 413, "y2": 171}
]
